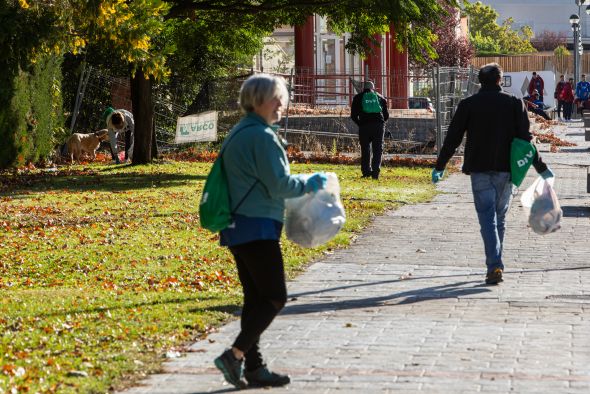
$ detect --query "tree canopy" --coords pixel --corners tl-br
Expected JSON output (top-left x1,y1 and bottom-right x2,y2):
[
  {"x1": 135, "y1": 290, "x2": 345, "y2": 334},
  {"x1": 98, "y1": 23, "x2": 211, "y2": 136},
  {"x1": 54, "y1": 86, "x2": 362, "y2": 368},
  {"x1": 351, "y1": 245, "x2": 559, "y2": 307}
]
[
  {"x1": 164, "y1": 0, "x2": 457, "y2": 60},
  {"x1": 9, "y1": 0, "x2": 459, "y2": 77},
  {"x1": 4, "y1": 0, "x2": 461, "y2": 165},
  {"x1": 464, "y1": 1, "x2": 535, "y2": 56},
  {"x1": 415, "y1": 2, "x2": 474, "y2": 68}
]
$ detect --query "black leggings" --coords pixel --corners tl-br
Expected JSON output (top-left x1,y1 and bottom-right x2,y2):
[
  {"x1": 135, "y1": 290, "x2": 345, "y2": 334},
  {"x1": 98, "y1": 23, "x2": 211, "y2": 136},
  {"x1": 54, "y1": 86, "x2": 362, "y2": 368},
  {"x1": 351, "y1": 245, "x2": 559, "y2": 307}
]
[{"x1": 229, "y1": 240, "x2": 287, "y2": 370}]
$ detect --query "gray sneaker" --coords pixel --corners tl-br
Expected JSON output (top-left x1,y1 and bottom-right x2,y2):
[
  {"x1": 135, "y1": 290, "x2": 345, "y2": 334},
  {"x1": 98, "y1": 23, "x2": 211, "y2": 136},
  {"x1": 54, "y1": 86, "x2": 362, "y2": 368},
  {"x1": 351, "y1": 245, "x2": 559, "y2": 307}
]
[
  {"x1": 214, "y1": 349, "x2": 247, "y2": 389},
  {"x1": 244, "y1": 365, "x2": 291, "y2": 387}
]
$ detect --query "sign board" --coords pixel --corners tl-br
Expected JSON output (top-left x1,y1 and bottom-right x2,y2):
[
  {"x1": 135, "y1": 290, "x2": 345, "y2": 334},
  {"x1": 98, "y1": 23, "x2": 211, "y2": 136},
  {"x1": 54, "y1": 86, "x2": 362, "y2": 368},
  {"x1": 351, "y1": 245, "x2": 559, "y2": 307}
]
[{"x1": 175, "y1": 111, "x2": 218, "y2": 143}]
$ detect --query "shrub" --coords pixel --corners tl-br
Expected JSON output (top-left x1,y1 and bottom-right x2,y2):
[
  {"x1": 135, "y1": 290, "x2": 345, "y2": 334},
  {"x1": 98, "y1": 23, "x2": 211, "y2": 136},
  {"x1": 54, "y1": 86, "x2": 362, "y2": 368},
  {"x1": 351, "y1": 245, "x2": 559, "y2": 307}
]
[{"x1": 0, "y1": 54, "x2": 63, "y2": 168}]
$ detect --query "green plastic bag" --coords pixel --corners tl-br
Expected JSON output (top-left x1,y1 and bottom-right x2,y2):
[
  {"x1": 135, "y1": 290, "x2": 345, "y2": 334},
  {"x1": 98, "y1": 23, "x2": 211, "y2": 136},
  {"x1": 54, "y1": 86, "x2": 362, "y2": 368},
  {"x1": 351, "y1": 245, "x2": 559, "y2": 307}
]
[
  {"x1": 199, "y1": 157, "x2": 232, "y2": 232},
  {"x1": 361, "y1": 91, "x2": 382, "y2": 113},
  {"x1": 510, "y1": 138, "x2": 536, "y2": 187}
]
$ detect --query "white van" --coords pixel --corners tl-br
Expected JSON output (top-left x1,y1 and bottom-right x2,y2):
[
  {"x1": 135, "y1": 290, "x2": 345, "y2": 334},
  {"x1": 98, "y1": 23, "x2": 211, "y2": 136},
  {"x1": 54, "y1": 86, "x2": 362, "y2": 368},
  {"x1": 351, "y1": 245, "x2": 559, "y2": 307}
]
[{"x1": 501, "y1": 71, "x2": 556, "y2": 107}]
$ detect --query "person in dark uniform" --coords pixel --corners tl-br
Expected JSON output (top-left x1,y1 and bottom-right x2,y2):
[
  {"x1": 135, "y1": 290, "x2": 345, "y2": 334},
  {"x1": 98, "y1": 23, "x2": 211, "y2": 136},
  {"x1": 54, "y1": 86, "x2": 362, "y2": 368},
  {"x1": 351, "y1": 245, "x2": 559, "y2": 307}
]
[{"x1": 351, "y1": 81, "x2": 389, "y2": 179}]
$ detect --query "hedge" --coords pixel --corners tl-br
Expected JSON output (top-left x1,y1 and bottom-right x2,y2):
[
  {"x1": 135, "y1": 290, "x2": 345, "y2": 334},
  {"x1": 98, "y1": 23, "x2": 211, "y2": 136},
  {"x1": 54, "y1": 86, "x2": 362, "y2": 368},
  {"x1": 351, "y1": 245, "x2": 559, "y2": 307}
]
[{"x1": 0, "y1": 55, "x2": 64, "y2": 169}]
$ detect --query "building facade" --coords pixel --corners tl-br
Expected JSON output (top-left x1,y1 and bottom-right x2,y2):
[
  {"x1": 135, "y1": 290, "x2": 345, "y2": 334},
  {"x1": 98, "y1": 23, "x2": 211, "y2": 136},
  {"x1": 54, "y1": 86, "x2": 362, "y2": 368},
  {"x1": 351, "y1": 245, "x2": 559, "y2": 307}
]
[
  {"x1": 478, "y1": 0, "x2": 590, "y2": 37},
  {"x1": 256, "y1": 15, "x2": 409, "y2": 108},
  {"x1": 257, "y1": 12, "x2": 468, "y2": 108}
]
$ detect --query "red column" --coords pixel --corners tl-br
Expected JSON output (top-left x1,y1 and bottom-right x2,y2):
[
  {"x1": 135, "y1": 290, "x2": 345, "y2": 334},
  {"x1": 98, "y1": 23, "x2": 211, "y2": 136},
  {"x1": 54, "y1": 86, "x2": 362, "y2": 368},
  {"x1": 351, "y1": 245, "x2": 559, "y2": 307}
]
[
  {"x1": 364, "y1": 34, "x2": 383, "y2": 95},
  {"x1": 294, "y1": 16, "x2": 315, "y2": 104},
  {"x1": 388, "y1": 24, "x2": 409, "y2": 109}
]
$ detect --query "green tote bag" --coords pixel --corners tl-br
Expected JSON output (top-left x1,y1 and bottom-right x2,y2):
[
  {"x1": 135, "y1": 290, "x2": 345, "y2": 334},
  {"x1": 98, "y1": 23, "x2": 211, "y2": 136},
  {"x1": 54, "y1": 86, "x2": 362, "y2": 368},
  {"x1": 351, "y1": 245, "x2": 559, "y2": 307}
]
[{"x1": 510, "y1": 138, "x2": 536, "y2": 187}]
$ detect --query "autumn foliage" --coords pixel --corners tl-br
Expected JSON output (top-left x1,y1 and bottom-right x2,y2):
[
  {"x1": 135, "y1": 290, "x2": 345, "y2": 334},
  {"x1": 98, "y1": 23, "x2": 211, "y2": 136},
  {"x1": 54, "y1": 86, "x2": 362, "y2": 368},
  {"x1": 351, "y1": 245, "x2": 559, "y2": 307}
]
[{"x1": 0, "y1": 159, "x2": 435, "y2": 392}]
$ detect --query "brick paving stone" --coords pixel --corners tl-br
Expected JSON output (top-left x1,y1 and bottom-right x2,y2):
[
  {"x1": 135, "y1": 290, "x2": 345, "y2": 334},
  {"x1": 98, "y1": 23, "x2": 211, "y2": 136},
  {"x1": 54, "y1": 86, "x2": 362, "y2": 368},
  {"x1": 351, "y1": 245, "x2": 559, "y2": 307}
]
[{"x1": 120, "y1": 122, "x2": 590, "y2": 393}]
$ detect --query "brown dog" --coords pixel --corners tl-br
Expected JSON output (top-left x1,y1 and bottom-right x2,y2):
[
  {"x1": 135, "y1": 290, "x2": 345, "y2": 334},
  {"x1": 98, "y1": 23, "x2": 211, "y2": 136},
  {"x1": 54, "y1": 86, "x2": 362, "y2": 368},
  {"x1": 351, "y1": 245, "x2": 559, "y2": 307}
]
[{"x1": 66, "y1": 129, "x2": 109, "y2": 163}]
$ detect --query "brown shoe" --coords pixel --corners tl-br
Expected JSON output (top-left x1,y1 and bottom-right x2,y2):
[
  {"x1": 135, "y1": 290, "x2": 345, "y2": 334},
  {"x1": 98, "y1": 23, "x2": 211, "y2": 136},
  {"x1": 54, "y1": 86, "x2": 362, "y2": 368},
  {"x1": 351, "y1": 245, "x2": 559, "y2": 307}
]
[{"x1": 485, "y1": 268, "x2": 503, "y2": 285}]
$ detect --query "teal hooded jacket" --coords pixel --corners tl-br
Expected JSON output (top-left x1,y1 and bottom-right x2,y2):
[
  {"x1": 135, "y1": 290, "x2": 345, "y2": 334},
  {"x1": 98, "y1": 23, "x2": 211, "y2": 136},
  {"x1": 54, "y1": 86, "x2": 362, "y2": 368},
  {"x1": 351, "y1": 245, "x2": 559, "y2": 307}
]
[{"x1": 221, "y1": 112, "x2": 306, "y2": 222}]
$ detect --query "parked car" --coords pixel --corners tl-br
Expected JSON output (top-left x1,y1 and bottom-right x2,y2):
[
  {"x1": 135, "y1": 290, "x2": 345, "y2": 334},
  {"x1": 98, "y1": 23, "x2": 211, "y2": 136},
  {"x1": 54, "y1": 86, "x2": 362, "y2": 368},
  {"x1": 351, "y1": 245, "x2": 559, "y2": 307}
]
[{"x1": 408, "y1": 97, "x2": 434, "y2": 112}]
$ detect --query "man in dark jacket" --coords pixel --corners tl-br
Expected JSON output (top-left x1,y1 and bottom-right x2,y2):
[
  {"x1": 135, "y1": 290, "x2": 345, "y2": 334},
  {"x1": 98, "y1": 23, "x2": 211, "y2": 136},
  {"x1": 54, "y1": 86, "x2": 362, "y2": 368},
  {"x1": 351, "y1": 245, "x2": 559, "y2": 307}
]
[
  {"x1": 432, "y1": 63, "x2": 554, "y2": 285},
  {"x1": 351, "y1": 81, "x2": 389, "y2": 179}
]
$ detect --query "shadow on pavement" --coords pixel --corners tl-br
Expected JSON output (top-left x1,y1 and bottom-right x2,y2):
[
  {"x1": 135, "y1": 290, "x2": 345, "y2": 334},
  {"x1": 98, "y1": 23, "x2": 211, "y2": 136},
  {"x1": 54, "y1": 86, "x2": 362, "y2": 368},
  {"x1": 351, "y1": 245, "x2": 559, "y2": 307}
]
[
  {"x1": 282, "y1": 280, "x2": 489, "y2": 315},
  {"x1": 289, "y1": 272, "x2": 486, "y2": 299},
  {"x1": 191, "y1": 388, "x2": 239, "y2": 394},
  {"x1": 289, "y1": 266, "x2": 590, "y2": 300}
]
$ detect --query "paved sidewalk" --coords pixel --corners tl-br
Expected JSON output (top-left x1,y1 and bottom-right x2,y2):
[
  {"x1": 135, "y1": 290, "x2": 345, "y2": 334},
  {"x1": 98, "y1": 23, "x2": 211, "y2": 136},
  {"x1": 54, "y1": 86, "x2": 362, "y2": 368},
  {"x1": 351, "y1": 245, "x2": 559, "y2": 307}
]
[{"x1": 123, "y1": 122, "x2": 590, "y2": 393}]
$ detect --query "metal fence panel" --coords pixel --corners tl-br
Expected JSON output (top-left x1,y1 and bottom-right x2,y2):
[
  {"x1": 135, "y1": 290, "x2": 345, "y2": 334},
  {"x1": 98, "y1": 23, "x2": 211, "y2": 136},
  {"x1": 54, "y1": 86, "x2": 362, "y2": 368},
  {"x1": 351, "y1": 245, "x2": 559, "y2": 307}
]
[{"x1": 68, "y1": 66, "x2": 479, "y2": 154}]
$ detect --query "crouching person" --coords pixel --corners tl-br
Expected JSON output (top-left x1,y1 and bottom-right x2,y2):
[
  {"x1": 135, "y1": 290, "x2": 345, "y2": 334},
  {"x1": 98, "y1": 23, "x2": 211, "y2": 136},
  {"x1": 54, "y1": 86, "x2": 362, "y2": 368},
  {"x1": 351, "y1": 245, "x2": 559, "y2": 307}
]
[
  {"x1": 213, "y1": 73, "x2": 327, "y2": 389},
  {"x1": 103, "y1": 107, "x2": 135, "y2": 164}
]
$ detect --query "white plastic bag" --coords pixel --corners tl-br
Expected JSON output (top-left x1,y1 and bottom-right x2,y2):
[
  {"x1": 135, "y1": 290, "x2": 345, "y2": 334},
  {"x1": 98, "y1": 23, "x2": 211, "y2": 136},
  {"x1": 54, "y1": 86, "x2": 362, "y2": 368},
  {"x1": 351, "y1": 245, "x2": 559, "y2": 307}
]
[
  {"x1": 520, "y1": 176, "x2": 562, "y2": 235},
  {"x1": 285, "y1": 172, "x2": 346, "y2": 248}
]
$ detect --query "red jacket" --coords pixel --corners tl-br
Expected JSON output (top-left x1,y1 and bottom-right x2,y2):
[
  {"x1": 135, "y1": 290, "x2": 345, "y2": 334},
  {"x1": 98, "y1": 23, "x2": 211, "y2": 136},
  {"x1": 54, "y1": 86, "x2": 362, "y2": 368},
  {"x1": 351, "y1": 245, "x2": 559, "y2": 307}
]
[
  {"x1": 555, "y1": 80, "x2": 566, "y2": 99},
  {"x1": 528, "y1": 75, "x2": 544, "y2": 96},
  {"x1": 559, "y1": 82, "x2": 574, "y2": 103}
]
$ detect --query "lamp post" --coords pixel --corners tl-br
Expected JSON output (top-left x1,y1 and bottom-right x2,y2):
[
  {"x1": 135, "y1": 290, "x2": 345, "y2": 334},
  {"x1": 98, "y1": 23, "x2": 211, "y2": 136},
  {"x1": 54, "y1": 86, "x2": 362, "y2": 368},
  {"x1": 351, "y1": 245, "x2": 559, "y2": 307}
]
[
  {"x1": 573, "y1": 1, "x2": 590, "y2": 84},
  {"x1": 571, "y1": 14, "x2": 581, "y2": 85},
  {"x1": 585, "y1": 5, "x2": 590, "y2": 80}
]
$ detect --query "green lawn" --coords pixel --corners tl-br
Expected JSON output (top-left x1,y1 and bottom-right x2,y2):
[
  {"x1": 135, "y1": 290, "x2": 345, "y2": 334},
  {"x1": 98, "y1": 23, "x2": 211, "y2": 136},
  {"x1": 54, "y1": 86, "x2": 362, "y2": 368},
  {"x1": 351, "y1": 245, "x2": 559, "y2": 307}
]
[{"x1": 0, "y1": 161, "x2": 435, "y2": 393}]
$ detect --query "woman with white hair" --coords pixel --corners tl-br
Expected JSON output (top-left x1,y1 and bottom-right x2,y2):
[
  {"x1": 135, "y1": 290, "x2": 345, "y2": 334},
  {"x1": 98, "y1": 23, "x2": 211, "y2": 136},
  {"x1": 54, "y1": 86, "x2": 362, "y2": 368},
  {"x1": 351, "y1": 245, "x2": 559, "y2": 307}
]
[{"x1": 213, "y1": 73, "x2": 327, "y2": 389}]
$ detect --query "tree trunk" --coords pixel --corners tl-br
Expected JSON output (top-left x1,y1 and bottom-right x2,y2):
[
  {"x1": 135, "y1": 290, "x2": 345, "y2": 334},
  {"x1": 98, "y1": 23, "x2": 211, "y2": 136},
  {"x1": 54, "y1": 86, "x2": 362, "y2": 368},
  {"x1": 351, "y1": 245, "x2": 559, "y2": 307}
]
[{"x1": 131, "y1": 68, "x2": 154, "y2": 164}]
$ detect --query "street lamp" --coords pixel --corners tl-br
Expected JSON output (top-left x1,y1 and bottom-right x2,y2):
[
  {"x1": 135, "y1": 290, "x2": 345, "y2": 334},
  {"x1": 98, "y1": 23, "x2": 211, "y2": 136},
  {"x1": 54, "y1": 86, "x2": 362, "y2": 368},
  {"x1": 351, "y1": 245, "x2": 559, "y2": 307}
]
[
  {"x1": 570, "y1": 14, "x2": 580, "y2": 84},
  {"x1": 573, "y1": 1, "x2": 590, "y2": 85}
]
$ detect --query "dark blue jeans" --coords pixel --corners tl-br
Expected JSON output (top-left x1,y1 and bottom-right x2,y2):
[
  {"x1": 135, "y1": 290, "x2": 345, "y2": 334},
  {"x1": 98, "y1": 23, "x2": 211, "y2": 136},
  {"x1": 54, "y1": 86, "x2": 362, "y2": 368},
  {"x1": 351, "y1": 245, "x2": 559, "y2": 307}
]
[
  {"x1": 470, "y1": 172, "x2": 514, "y2": 274},
  {"x1": 359, "y1": 121, "x2": 385, "y2": 178}
]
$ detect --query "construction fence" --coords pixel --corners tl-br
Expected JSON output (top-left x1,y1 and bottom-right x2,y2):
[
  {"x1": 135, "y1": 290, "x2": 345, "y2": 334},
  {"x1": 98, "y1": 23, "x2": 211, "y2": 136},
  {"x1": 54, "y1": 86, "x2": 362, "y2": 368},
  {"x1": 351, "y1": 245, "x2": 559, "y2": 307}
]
[
  {"x1": 67, "y1": 66, "x2": 247, "y2": 153},
  {"x1": 68, "y1": 65, "x2": 480, "y2": 155}
]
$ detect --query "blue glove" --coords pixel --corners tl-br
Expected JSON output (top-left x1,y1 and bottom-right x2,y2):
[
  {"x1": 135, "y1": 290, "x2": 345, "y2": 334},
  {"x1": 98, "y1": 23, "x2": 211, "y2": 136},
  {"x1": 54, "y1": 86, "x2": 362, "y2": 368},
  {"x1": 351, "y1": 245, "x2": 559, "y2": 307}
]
[
  {"x1": 540, "y1": 168, "x2": 554, "y2": 179},
  {"x1": 431, "y1": 169, "x2": 444, "y2": 183},
  {"x1": 304, "y1": 173, "x2": 328, "y2": 193}
]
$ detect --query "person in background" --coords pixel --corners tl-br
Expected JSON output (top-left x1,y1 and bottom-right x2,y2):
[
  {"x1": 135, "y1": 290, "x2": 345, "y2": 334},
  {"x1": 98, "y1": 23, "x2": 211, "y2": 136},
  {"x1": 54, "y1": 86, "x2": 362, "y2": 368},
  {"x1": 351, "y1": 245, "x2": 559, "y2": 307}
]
[
  {"x1": 524, "y1": 90, "x2": 551, "y2": 120},
  {"x1": 431, "y1": 63, "x2": 553, "y2": 286},
  {"x1": 560, "y1": 77, "x2": 575, "y2": 122},
  {"x1": 213, "y1": 73, "x2": 327, "y2": 389},
  {"x1": 554, "y1": 74, "x2": 566, "y2": 121},
  {"x1": 575, "y1": 74, "x2": 590, "y2": 114},
  {"x1": 103, "y1": 107, "x2": 134, "y2": 164},
  {"x1": 350, "y1": 80, "x2": 389, "y2": 180},
  {"x1": 528, "y1": 71, "x2": 544, "y2": 102}
]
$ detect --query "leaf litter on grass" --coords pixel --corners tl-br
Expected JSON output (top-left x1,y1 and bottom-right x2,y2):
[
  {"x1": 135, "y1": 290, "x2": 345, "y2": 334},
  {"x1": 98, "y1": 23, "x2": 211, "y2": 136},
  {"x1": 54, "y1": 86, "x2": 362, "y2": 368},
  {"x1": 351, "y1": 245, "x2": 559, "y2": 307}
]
[{"x1": 0, "y1": 160, "x2": 435, "y2": 392}]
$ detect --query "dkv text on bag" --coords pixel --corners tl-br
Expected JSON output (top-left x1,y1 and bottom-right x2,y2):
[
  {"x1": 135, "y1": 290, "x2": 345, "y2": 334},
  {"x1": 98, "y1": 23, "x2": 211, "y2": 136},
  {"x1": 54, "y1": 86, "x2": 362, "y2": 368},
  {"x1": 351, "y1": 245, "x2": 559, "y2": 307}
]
[
  {"x1": 285, "y1": 172, "x2": 346, "y2": 248},
  {"x1": 510, "y1": 138, "x2": 536, "y2": 187},
  {"x1": 361, "y1": 91, "x2": 382, "y2": 113}
]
